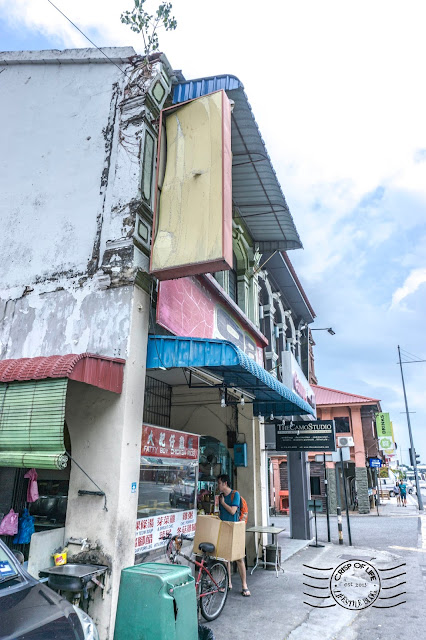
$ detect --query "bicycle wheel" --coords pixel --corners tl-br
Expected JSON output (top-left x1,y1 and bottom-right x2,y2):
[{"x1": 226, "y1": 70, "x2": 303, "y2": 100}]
[{"x1": 199, "y1": 560, "x2": 228, "y2": 621}]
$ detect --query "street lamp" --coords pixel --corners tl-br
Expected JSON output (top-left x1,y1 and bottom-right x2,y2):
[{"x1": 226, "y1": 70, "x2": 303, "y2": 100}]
[
  {"x1": 397, "y1": 345, "x2": 424, "y2": 511},
  {"x1": 311, "y1": 328, "x2": 336, "y2": 335}
]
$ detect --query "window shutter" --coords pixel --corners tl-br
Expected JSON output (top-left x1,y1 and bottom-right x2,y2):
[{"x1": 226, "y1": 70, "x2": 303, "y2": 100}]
[{"x1": 0, "y1": 378, "x2": 68, "y2": 469}]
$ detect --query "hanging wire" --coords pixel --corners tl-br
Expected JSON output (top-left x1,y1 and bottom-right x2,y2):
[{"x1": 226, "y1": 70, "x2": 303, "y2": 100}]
[
  {"x1": 46, "y1": 0, "x2": 148, "y2": 94},
  {"x1": 399, "y1": 347, "x2": 426, "y2": 363},
  {"x1": 46, "y1": 1, "x2": 134, "y2": 80},
  {"x1": 65, "y1": 451, "x2": 108, "y2": 511},
  {"x1": 400, "y1": 347, "x2": 421, "y2": 361}
]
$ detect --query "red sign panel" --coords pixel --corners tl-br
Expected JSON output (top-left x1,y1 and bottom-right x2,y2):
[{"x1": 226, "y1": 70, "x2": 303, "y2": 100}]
[{"x1": 141, "y1": 425, "x2": 199, "y2": 459}]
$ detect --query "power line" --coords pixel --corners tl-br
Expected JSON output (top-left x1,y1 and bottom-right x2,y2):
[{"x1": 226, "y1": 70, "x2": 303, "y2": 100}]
[
  {"x1": 46, "y1": 0, "x2": 134, "y2": 80},
  {"x1": 400, "y1": 347, "x2": 425, "y2": 362}
]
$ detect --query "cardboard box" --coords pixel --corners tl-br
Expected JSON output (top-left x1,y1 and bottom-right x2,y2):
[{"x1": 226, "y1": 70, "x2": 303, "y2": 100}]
[{"x1": 193, "y1": 515, "x2": 246, "y2": 562}]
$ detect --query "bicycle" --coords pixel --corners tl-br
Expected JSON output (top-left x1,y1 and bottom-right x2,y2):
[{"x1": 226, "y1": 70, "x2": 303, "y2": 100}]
[{"x1": 163, "y1": 534, "x2": 228, "y2": 621}]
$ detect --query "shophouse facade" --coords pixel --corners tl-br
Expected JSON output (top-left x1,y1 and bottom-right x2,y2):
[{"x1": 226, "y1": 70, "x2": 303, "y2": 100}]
[
  {"x1": 270, "y1": 385, "x2": 382, "y2": 516},
  {"x1": 0, "y1": 47, "x2": 316, "y2": 638}
]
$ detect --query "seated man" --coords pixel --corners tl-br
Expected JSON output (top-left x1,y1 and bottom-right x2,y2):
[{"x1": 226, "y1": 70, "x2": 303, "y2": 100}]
[{"x1": 217, "y1": 474, "x2": 250, "y2": 597}]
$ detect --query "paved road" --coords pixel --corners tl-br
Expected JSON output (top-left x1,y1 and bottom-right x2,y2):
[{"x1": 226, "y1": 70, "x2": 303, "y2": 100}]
[{"x1": 202, "y1": 505, "x2": 426, "y2": 639}]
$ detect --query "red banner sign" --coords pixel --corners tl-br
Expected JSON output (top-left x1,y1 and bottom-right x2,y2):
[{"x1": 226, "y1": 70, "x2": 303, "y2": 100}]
[{"x1": 141, "y1": 425, "x2": 199, "y2": 459}]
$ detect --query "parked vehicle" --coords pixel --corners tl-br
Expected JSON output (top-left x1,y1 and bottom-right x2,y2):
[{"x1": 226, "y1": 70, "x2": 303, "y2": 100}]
[
  {"x1": 0, "y1": 538, "x2": 98, "y2": 639},
  {"x1": 378, "y1": 477, "x2": 395, "y2": 497},
  {"x1": 406, "y1": 480, "x2": 417, "y2": 495},
  {"x1": 169, "y1": 479, "x2": 195, "y2": 508}
]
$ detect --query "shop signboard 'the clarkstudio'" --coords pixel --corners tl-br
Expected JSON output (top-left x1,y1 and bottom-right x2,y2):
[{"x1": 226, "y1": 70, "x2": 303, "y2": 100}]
[{"x1": 275, "y1": 420, "x2": 336, "y2": 452}]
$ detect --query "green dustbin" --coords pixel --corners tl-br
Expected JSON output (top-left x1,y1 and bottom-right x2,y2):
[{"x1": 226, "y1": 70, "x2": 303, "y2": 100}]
[{"x1": 114, "y1": 562, "x2": 198, "y2": 640}]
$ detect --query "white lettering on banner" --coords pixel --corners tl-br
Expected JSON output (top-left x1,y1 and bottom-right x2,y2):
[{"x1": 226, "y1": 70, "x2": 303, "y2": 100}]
[
  {"x1": 135, "y1": 510, "x2": 196, "y2": 553},
  {"x1": 142, "y1": 425, "x2": 200, "y2": 459}
]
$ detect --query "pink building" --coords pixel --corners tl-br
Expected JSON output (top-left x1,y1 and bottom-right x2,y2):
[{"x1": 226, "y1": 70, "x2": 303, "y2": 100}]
[{"x1": 270, "y1": 385, "x2": 382, "y2": 515}]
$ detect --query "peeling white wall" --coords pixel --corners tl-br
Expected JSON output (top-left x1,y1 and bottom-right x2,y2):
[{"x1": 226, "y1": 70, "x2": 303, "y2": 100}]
[
  {"x1": 0, "y1": 280, "x2": 133, "y2": 360},
  {"x1": 0, "y1": 54, "x2": 130, "y2": 286},
  {"x1": 0, "y1": 48, "x2": 154, "y2": 360}
]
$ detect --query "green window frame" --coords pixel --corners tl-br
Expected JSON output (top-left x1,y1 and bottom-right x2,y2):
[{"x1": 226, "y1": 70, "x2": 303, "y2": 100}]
[{"x1": 142, "y1": 129, "x2": 155, "y2": 205}]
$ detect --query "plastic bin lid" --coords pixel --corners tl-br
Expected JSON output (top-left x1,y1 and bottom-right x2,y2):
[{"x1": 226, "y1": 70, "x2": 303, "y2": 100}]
[{"x1": 123, "y1": 562, "x2": 192, "y2": 586}]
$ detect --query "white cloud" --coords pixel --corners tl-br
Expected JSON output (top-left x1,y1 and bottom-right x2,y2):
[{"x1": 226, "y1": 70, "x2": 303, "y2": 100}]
[
  {"x1": 391, "y1": 268, "x2": 426, "y2": 309},
  {"x1": 2, "y1": 0, "x2": 426, "y2": 460}
]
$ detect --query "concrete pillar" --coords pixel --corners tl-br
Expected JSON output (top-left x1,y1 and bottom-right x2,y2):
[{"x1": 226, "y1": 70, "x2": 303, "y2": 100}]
[
  {"x1": 64, "y1": 285, "x2": 149, "y2": 639},
  {"x1": 288, "y1": 451, "x2": 311, "y2": 539},
  {"x1": 240, "y1": 411, "x2": 263, "y2": 565},
  {"x1": 350, "y1": 407, "x2": 366, "y2": 466},
  {"x1": 326, "y1": 466, "x2": 337, "y2": 514},
  {"x1": 350, "y1": 407, "x2": 369, "y2": 514},
  {"x1": 355, "y1": 466, "x2": 370, "y2": 514}
]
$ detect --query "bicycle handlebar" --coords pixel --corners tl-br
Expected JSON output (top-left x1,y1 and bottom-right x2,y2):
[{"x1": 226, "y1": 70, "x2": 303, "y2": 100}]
[{"x1": 160, "y1": 533, "x2": 193, "y2": 542}]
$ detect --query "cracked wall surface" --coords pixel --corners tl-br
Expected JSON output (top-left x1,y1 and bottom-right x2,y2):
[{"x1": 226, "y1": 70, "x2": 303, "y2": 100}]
[{"x1": 0, "y1": 49, "x2": 172, "y2": 360}]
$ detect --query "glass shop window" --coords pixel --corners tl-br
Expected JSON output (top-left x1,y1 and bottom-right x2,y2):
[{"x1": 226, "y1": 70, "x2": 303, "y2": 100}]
[
  {"x1": 310, "y1": 476, "x2": 321, "y2": 496},
  {"x1": 137, "y1": 458, "x2": 197, "y2": 518},
  {"x1": 334, "y1": 417, "x2": 350, "y2": 433}
]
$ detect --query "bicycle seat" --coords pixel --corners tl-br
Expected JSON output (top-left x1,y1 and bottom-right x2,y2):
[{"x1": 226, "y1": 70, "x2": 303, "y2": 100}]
[{"x1": 199, "y1": 542, "x2": 215, "y2": 553}]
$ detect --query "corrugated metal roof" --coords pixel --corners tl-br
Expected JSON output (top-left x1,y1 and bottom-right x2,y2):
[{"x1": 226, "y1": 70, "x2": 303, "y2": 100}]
[
  {"x1": 312, "y1": 385, "x2": 380, "y2": 406},
  {"x1": 173, "y1": 75, "x2": 303, "y2": 252},
  {"x1": 147, "y1": 335, "x2": 315, "y2": 417},
  {"x1": 0, "y1": 354, "x2": 125, "y2": 393},
  {"x1": 262, "y1": 251, "x2": 315, "y2": 323}
]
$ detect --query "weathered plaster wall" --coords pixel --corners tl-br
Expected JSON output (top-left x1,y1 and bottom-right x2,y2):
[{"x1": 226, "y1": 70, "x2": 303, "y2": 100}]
[
  {"x1": 0, "y1": 48, "x2": 170, "y2": 360},
  {"x1": 64, "y1": 285, "x2": 150, "y2": 639},
  {"x1": 0, "y1": 55, "x2": 129, "y2": 287},
  {"x1": 0, "y1": 283, "x2": 133, "y2": 359}
]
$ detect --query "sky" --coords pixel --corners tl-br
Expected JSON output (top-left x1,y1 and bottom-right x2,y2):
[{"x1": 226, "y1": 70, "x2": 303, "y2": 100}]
[{"x1": 1, "y1": 0, "x2": 425, "y2": 463}]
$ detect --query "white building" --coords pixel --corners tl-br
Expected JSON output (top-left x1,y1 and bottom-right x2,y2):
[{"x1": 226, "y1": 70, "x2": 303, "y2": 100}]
[{"x1": 0, "y1": 47, "x2": 316, "y2": 638}]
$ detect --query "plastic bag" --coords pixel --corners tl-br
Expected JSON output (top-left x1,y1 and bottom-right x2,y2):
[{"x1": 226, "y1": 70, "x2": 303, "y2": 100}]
[
  {"x1": 0, "y1": 509, "x2": 19, "y2": 536},
  {"x1": 198, "y1": 624, "x2": 215, "y2": 640},
  {"x1": 13, "y1": 509, "x2": 35, "y2": 544},
  {"x1": 24, "y1": 468, "x2": 39, "y2": 503}
]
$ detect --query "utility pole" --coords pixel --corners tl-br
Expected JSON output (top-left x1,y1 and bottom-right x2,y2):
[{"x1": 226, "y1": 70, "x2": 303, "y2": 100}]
[{"x1": 398, "y1": 345, "x2": 424, "y2": 510}]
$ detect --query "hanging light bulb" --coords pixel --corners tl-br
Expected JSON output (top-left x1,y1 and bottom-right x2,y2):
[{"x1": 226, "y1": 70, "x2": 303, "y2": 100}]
[
  {"x1": 270, "y1": 412, "x2": 274, "y2": 421},
  {"x1": 240, "y1": 396, "x2": 245, "y2": 407}
]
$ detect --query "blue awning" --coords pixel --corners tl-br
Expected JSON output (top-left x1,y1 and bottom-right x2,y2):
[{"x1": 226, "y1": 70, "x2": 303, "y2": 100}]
[{"x1": 147, "y1": 336, "x2": 315, "y2": 417}]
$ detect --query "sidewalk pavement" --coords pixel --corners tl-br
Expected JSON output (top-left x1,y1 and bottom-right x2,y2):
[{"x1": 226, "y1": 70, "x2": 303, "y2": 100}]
[{"x1": 203, "y1": 504, "x2": 426, "y2": 640}]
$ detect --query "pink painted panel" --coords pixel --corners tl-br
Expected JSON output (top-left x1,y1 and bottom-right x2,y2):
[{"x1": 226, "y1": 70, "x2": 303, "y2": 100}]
[{"x1": 157, "y1": 276, "x2": 265, "y2": 365}]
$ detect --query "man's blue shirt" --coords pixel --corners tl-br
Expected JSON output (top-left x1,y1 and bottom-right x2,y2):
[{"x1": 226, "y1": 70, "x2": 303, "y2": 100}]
[{"x1": 219, "y1": 491, "x2": 240, "y2": 522}]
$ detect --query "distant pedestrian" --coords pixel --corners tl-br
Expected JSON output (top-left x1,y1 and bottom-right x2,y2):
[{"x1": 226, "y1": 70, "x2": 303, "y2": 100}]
[
  {"x1": 399, "y1": 480, "x2": 407, "y2": 506},
  {"x1": 394, "y1": 482, "x2": 401, "y2": 506}
]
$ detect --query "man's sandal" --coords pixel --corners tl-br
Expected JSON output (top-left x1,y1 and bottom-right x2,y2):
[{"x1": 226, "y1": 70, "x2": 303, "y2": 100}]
[{"x1": 241, "y1": 588, "x2": 251, "y2": 597}]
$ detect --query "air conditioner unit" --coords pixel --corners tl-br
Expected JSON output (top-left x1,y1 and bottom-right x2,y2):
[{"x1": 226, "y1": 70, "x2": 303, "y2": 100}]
[{"x1": 337, "y1": 436, "x2": 354, "y2": 447}]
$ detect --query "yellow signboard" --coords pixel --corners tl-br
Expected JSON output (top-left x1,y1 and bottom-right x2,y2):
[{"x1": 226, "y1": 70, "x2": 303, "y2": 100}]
[{"x1": 150, "y1": 90, "x2": 233, "y2": 280}]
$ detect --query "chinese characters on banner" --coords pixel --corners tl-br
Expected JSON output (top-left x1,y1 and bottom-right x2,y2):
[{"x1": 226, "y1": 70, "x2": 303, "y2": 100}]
[
  {"x1": 135, "y1": 510, "x2": 196, "y2": 553},
  {"x1": 142, "y1": 424, "x2": 199, "y2": 459}
]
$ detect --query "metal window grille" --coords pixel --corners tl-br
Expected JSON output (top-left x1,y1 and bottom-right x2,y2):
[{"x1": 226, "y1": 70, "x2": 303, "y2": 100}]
[{"x1": 143, "y1": 376, "x2": 172, "y2": 428}]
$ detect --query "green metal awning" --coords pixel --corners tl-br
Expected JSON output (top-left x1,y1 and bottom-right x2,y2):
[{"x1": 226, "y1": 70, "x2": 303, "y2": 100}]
[{"x1": 0, "y1": 378, "x2": 68, "y2": 470}]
